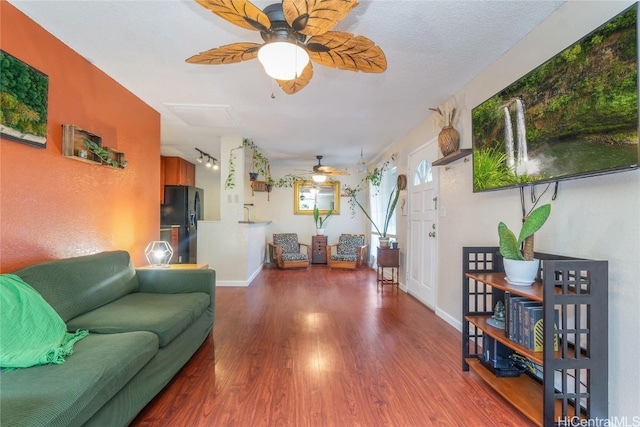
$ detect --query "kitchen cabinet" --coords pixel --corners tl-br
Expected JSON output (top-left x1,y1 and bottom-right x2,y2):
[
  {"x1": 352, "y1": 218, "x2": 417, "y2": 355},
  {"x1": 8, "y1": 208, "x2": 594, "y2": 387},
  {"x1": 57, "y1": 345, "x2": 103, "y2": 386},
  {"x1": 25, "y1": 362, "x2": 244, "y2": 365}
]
[{"x1": 163, "y1": 156, "x2": 195, "y2": 186}]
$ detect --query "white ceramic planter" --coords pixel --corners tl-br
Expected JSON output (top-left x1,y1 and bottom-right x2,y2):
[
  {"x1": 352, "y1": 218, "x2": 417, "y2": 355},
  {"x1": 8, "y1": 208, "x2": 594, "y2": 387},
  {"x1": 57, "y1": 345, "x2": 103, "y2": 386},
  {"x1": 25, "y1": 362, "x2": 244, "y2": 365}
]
[{"x1": 503, "y1": 258, "x2": 540, "y2": 286}]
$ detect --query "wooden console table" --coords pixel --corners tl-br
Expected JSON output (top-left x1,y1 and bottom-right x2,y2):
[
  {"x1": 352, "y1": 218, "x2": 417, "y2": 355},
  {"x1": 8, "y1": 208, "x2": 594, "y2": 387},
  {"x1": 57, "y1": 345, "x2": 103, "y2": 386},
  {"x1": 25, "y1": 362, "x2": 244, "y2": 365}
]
[{"x1": 376, "y1": 247, "x2": 399, "y2": 291}]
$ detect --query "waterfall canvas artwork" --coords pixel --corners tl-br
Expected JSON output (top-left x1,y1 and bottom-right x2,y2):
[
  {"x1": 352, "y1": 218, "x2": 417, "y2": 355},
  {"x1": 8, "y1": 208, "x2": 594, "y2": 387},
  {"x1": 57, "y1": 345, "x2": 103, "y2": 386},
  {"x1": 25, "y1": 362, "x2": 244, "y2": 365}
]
[{"x1": 471, "y1": 4, "x2": 639, "y2": 192}]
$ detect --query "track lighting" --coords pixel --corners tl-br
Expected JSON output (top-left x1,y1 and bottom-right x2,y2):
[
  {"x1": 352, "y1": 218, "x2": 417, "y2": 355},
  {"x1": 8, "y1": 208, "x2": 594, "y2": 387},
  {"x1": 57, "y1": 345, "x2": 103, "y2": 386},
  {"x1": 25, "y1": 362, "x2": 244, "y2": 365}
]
[{"x1": 195, "y1": 148, "x2": 218, "y2": 172}]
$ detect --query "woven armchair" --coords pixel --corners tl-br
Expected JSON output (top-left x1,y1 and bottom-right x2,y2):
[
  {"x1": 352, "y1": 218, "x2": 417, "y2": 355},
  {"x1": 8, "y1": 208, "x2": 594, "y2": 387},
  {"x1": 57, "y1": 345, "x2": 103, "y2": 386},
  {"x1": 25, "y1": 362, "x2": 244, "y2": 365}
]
[
  {"x1": 326, "y1": 234, "x2": 368, "y2": 269},
  {"x1": 268, "y1": 233, "x2": 311, "y2": 269}
]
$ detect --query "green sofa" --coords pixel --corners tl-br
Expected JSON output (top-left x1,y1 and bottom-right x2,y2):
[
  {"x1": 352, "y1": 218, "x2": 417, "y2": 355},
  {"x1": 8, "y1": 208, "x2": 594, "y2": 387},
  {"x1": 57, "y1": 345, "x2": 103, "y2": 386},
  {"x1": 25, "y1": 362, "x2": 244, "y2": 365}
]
[{"x1": 0, "y1": 250, "x2": 215, "y2": 427}]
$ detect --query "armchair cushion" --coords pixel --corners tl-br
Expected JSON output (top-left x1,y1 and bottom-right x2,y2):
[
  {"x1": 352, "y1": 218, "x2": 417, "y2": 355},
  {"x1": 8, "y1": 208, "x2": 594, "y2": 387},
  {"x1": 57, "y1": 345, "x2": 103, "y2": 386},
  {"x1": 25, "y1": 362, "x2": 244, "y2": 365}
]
[
  {"x1": 337, "y1": 234, "x2": 365, "y2": 255},
  {"x1": 281, "y1": 253, "x2": 309, "y2": 261},
  {"x1": 330, "y1": 254, "x2": 358, "y2": 262},
  {"x1": 273, "y1": 233, "x2": 301, "y2": 254}
]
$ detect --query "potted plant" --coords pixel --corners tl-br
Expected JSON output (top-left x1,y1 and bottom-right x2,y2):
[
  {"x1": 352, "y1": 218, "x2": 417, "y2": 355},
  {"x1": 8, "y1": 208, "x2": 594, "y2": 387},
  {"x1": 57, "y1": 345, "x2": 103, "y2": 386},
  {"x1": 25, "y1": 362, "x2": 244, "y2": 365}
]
[
  {"x1": 498, "y1": 203, "x2": 551, "y2": 286},
  {"x1": 313, "y1": 204, "x2": 333, "y2": 235},
  {"x1": 345, "y1": 179, "x2": 401, "y2": 247}
]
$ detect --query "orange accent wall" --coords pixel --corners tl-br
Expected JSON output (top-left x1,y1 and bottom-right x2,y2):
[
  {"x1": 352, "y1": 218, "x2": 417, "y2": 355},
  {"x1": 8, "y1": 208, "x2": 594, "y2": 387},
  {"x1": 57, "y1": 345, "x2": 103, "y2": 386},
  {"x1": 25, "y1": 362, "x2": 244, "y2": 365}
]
[{"x1": 0, "y1": 1, "x2": 160, "y2": 272}]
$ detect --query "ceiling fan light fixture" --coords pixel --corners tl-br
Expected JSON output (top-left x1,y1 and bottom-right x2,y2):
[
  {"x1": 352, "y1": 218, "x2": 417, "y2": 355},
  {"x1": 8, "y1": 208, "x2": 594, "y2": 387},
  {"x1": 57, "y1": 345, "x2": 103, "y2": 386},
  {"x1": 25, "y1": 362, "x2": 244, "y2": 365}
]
[
  {"x1": 312, "y1": 174, "x2": 327, "y2": 183},
  {"x1": 258, "y1": 41, "x2": 309, "y2": 81}
]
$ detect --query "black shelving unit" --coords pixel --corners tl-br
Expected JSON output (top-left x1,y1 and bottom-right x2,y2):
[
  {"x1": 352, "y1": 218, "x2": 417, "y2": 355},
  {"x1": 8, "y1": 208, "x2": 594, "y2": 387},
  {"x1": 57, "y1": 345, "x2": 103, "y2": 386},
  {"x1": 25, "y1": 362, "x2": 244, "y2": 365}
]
[{"x1": 461, "y1": 247, "x2": 608, "y2": 426}]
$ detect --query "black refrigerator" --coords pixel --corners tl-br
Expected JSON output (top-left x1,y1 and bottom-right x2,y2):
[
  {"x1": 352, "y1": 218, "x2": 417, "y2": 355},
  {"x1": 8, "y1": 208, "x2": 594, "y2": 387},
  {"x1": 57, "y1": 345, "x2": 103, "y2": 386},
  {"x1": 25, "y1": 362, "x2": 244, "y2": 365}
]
[{"x1": 161, "y1": 185, "x2": 204, "y2": 264}]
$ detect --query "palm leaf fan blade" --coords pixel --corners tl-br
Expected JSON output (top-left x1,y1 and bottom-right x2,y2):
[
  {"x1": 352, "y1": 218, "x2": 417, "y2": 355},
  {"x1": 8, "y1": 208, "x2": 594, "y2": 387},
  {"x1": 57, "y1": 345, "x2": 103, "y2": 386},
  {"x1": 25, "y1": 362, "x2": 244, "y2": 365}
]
[
  {"x1": 277, "y1": 62, "x2": 314, "y2": 94},
  {"x1": 307, "y1": 32, "x2": 387, "y2": 73},
  {"x1": 282, "y1": 0, "x2": 359, "y2": 36},
  {"x1": 195, "y1": 0, "x2": 271, "y2": 32},
  {"x1": 186, "y1": 43, "x2": 260, "y2": 64}
]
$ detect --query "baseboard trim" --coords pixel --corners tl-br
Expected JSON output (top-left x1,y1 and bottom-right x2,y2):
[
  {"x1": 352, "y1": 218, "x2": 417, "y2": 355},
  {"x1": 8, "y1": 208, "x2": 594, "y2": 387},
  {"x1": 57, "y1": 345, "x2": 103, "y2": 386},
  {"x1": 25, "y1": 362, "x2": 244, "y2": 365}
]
[{"x1": 436, "y1": 308, "x2": 462, "y2": 332}]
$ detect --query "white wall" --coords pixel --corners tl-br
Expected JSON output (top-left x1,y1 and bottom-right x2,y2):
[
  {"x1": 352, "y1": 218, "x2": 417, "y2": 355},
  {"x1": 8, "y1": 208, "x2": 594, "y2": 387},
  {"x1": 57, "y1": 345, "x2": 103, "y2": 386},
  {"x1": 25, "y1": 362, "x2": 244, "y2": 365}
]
[{"x1": 382, "y1": 1, "x2": 639, "y2": 418}]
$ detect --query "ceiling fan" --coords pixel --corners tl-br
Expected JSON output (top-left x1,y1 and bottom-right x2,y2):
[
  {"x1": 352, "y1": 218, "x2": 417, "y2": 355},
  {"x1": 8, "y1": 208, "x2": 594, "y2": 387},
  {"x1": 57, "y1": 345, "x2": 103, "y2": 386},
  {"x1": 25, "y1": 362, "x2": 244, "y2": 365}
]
[
  {"x1": 300, "y1": 155, "x2": 349, "y2": 182},
  {"x1": 186, "y1": 0, "x2": 387, "y2": 94}
]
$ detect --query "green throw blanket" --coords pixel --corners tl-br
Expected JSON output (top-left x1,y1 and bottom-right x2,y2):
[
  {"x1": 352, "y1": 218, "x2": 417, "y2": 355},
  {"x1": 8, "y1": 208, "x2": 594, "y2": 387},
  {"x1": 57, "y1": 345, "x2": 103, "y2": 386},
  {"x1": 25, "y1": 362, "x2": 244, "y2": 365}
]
[{"x1": 0, "y1": 274, "x2": 88, "y2": 369}]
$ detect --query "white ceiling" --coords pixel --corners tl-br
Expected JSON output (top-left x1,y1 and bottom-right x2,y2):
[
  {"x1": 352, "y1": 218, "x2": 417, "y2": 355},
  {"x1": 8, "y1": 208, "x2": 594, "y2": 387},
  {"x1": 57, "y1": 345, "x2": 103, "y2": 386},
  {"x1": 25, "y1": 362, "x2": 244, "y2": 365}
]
[{"x1": 10, "y1": 0, "x2": 564, "y2": 169}]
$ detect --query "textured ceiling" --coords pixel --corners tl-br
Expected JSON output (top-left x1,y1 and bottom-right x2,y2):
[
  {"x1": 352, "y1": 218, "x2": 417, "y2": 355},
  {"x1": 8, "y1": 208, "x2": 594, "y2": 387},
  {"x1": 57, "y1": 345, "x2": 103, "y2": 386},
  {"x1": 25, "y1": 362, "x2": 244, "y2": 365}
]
[{"x1": 9, "y1": 0, "x2": 565, "y2": 169}]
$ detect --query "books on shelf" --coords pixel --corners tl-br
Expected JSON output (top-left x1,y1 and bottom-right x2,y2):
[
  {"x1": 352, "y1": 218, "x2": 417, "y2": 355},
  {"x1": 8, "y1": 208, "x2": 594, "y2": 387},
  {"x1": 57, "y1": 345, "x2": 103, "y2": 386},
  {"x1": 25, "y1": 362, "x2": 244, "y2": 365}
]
[{"x1": 504, "y1": 292, "x2": 558, "y2": 352}]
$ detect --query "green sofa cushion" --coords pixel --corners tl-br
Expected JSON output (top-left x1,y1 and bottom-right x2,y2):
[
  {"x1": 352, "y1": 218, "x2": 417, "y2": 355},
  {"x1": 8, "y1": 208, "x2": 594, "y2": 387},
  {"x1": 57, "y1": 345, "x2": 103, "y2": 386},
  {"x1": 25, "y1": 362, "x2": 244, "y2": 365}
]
[
  {"x1": 0, "y1": 331, "x2": 158, "y2": 427},
  {"x1": 0, "y1": 274, "x2": 88, "y2": 369},
  {"x1": 13, "y1": 251, "x2": 139, "y2": 322},
  {"x1": 66, "y1": 292, "x2": 210, "y2": 347}
]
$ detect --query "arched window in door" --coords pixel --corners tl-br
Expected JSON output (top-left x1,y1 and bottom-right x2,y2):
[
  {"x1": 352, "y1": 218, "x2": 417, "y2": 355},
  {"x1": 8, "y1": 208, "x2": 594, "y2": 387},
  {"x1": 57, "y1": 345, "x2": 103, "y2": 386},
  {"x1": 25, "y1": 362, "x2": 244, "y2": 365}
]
[{"x1": 413, "y1": 160, "x2": 433, "y2": 186}]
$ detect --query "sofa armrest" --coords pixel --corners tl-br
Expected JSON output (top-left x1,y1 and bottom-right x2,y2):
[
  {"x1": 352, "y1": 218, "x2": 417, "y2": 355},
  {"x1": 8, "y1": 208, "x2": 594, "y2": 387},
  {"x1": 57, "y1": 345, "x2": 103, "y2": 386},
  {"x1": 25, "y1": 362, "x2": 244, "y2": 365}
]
[{"x1": 135, "y1": 269, "x2": 215, "y2": 309}]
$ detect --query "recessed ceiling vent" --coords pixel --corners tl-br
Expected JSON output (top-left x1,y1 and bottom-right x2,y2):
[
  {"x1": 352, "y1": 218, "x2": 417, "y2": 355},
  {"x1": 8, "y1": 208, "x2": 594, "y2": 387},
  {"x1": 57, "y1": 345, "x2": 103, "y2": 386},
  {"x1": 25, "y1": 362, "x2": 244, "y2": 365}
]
[{"x1": 164, "y1": 103, "x2": 242, "y2": 128}]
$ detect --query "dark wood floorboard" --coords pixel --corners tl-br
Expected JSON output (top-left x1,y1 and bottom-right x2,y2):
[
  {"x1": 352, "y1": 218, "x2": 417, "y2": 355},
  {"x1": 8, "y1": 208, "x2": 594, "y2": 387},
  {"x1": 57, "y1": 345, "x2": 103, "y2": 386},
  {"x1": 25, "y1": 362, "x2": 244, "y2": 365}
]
[{"x1": 131, "y1": 265, "x2": 534, "y2": 426}]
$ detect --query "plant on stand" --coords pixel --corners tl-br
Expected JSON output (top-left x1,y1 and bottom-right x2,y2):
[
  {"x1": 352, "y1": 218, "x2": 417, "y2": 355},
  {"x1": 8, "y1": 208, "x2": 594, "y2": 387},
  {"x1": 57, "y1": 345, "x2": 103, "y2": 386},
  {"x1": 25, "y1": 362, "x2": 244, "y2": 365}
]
[
  {"x1": 498, "y1": 203, "x2": 551, "y2": 286},
  {"x1": 344, "y1": 179, "x2": 401, "y2": 247},
  {"x1": 313, "y1": 204, "x2": 333, "y2": 235}
]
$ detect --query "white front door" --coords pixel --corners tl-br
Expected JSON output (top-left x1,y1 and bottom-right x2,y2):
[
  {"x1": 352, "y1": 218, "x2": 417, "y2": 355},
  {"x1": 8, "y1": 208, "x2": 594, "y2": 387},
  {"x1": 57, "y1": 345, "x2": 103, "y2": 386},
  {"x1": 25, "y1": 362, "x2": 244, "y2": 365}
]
[{"x1": 407, "y1": 141, "x2": 439, "y2": 309}]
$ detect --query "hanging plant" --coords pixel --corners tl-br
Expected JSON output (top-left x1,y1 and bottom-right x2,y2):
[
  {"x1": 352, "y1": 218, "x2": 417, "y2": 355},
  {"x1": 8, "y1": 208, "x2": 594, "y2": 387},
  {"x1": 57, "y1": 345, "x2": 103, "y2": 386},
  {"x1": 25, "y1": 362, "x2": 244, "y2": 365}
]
[
  {"x1": 225, "y1": 146, "x2": 239, "y2": 189},
  {"x1": 225, "y1": 139, "x2": 308, "y2": 190},
  {"x1": 225, "y1": 138, "x2": 254, "y2": 189},
  {"x1": 273, "y1": 174, "x2": 306, "y2": 188},
  {"x1": 344, "y1": 153, "x2": 396, "y2": 203}
]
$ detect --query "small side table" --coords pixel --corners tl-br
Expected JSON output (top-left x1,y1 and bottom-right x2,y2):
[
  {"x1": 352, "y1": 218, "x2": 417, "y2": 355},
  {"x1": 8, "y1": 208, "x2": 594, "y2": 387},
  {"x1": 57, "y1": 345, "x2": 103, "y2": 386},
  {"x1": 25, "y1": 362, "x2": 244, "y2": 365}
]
[
  {"x1": 376, "y1": 247, "x2": 399, "y2": 292},
  {"x1": 312, "y1": 235, "x2": 328, "y2": 264}
]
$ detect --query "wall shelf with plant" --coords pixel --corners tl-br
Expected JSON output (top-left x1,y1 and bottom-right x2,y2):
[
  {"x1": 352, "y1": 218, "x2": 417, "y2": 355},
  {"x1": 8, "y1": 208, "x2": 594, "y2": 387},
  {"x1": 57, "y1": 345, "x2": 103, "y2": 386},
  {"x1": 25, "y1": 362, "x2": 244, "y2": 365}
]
[{"x1": 61, "y1": 124, "x2": 127, "y2": 169}]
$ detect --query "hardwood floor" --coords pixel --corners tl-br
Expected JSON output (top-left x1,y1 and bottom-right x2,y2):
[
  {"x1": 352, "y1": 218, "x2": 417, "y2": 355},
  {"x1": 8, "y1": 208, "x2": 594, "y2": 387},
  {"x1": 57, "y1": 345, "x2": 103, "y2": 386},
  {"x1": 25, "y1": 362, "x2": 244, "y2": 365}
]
[{"x1": 131, "y1": 265, "x2": 534, "y2": 426}]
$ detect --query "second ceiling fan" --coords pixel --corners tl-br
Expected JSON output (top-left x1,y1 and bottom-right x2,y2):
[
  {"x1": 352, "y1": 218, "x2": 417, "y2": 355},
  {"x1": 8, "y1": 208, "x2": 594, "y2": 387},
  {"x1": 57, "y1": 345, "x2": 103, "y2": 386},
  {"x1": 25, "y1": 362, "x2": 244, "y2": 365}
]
[
  {"x1": 298, "y1": 155, "x2": 349, "y2": 182},
  {"x1": 186, "y1": 0, "x2": 387, "y2": 94}
]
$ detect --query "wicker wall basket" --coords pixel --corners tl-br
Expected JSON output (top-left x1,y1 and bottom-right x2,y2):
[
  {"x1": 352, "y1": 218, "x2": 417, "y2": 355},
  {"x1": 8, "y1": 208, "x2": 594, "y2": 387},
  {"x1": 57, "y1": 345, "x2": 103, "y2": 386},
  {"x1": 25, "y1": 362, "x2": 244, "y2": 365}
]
[{"x1": 438, "y1": 126, "x2": 460, "y2": 157}]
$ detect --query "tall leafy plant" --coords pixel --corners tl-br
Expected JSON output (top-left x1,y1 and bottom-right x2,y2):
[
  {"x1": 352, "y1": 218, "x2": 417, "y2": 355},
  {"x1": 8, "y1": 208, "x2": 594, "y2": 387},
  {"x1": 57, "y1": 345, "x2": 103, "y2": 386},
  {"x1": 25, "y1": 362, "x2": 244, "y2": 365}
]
[{"x1": 347, "y1": 180, "x2": 401, "y2": 238}]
